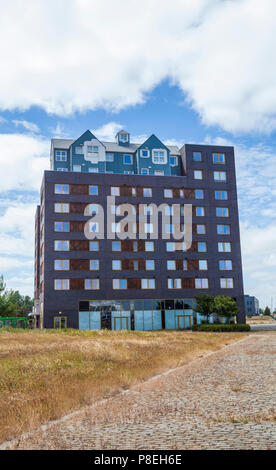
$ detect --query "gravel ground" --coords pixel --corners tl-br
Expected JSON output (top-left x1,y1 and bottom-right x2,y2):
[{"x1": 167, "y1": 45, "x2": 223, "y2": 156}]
[{"x1": 2, "y1": 333, "x2": 276, "y2": 450}]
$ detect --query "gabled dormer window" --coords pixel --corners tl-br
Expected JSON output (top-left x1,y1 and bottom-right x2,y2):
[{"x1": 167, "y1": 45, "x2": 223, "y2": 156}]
[{"x1": 116, "y1": 130, "x2": 130, "y2": 145}]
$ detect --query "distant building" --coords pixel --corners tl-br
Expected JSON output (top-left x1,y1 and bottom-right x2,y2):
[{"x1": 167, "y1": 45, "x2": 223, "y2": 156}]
[{"x1": 244, "y1": 295, "x2": 260, "y2": 316}]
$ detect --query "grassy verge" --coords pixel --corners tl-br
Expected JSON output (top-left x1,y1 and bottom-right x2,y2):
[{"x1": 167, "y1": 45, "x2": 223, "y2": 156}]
[
  {"x1": 0, "y1": 328, "x2": 247, "y2": 443},
  {"x1": 247, "y1": 315, "x2": 275, "y2": 324}
]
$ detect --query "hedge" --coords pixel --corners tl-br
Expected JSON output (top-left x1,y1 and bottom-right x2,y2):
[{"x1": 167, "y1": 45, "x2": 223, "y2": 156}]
[{"x1": 192, "y1": 323, "x2": 250, "y2": 332}]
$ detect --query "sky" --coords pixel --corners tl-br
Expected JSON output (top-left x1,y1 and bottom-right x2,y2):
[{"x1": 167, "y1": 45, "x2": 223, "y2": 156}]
[{"x1": 0, "y1": 0, "x2": 275, "y2": 308}]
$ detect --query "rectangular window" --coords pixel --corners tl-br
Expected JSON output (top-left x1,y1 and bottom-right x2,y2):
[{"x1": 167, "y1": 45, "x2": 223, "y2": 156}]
[
  {"x1": 215, "y1": 190, "x2": 228, "y2": 200},
  {"x1": 217, "y1": 224, "x2": 230, "y2": 235},
  {"x1": 193, "y1": 152, "x2": 202, "y2": 161},
  {"x1": 167, "y1": 260, "x2": 176, "y2": 270},
  {"x1": 73, "y1": 165, "x2": 81, "y2": 172},
  {"x1": 132, "y1": 188, "x2": 136, "y2": 197},
  {"x1": 141, "y1": 168, "x2": 149, "y2": 175},
  {"x1": 220, "y1": 278, "x2": 234, "y2": 288},
  {"x1": 214, "y1": 171, "x2": 227, "y2": 182},
  {"x1": 143, "y1": 187, "x2": 152, "y2": 197},
  {"x1": 54, "y1": 184, "x2": 69, "y2": 195},
  {"x1": 195, "y1": 278, "x2": 209, "y2": 289},
  {"x1": 168, "y1": 278, "x2": 181, "y2": 289},
  {"x1": 216, "y1": 207, "x2": 229, "y2": 217},
  {"x1": 54, "y1": 203, "x2": 69, "y2": 213},
  {"x1": 89, "y1": 241, "x2": 99, "y2": 251},
  {"x1": 218, "y1": 242, "x2": 232, "y2": 252},
  {"x1": 57, "y1": 168, "x2": 68, "y2": 172},
  {"x1": 54, "y1": 260, "x2": 69, "y2": 271},
  {"x1": 170, "y1": 156, "x2": 177, "y2": 166},
  {"x1": 199, "y1": 260, "x2": 208, "y2": 270},
  {"x1": 106, "y1": 153, "x2": 114, "y2": 162},
  {"x1": 197, "y1": 242, "x2": 207, "y2": 252},
  {"x1": 123, "y1": 154, "x2": 132, "y2": 165},
  {"x1": 112, "y1": 222, "x2": 121, "y2": 234},
  {"x1": 145, "y1": 260, "x2": 155, "y2": 270},
  {"x1": 85, "y1": 279, "x2": 100, "y2": 290},
  {"x1": 153, "y1": 151, "x2": 166, "y2": 163},
  {"x1": 112, "y1": 241, "x2": 121, "y2": 251},
  {"x1": 194, "y1": 170, "x2": 203, "y2": 180},
  {"x1": 54, "y1": 240, "x2": 69, "y2": 251},
  {"x1": 144, "y1": 223, "x2": 153, "y2": 234},
  {"x1": 195, "y1": 207, "x2": 205, "y2": 216},
  {"x1": 88, "y1": 167, "x2": 99, "y2": 173},
  {"x1": 195, "y1": 189, "x2": 204, "y2": 199},
  {"x1": 145, "y1": 241, "x2": 154, "y2": 252},
  {"x1": 111, "y1": 186, "x2": 120, "y2": 196},
  {"x1": 124, "y1": 171, "x2": 134, "y2": 175},
  {"x1": 197, "y1": 224, "x2": 206, "y2": 234},
  {"x1": 141, "y1": 278, "x2": 156, "y2": 289},
  {"x1": 164, "y1": 189, "x2": 173, "y2": 198},
  {"x1": 54, "y1": 221, "x2": 69, "y2": 232},
  {"x1": 113, "y1": 279, "x2": 127, "y2": 290},
  {"x1": 89, "y1": 185, "x2": 98, "y2": 195},
  {"x1": 90, "y1": 260, "x2": 100, "y2": 270},
  {"x1": 219, "y1": 260, "x2": 233, "y2": 270},
  {"x1": 213, "y1": 153, "x2": 225, "y2": 164},
  {"x1": 141, "y1": 149, "x2": 150, "y2": 158},
  {"x1": 75, "y1": 147, "x2": 83, "y2": 154},
  {"x1": 112, "y1": 260, "x2": 122, "y2": 270},
  {"x1": 87, "y1": 204, "x2": 99, "y2": 215},
  {"x1": 55, "y1": 151, "x2": 67, "y2": 161},
  {"x1": 154, "y1": 170, "x2": 164, "y2": 176},
  {"x1": 54, "y1": 279, "x2": 69, "y2": 290},
  {"x1": 144, "y1": 205, "x2": 153, "y2": 216},
  {"x1": 166, "y1": 242, "x2": 186, "y2": 252}
]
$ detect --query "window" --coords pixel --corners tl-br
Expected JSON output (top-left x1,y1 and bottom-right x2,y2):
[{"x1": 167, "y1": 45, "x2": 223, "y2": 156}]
[
  {"x1": 195, "y1": 207, "x2": 205, "y2": 217},
  {"x1": 89, "y1": 167, "x2": 99, "y2": 173},
  {"x1": 144, "y1": 205, "x2": 153, "y2": 216},
  {"x1": 165, "y1": 206, "x2": 173, "y2": 216},
  {"x1": 133, "y1": 260, "x2": 139, "y2": 271},
  {"x1": 217, "y1": 224, "x2": 230, "y2": 235},
  {"x1": 113, "y1": 279, "x2": 127, "y2": 289},
  {"x1": 220, "y1": 278, "x2": 234, "y2": 288},
  {"x1": 87, "y1": 204, "x2": 99, "y2": 215},
  {"x1": 90, "y1": 260, "x2": 100, "y2": 270},
  {"x1": 87, "y1": 145, "x2": 99, "y2": 153},
  {"x1": 141, "y1": 149, "x2": 149, "y2": 158},
  {"x1": 146, "y1": 260, "x2": 155, "y2": 270},
  {"x1": 54, "y1": 203, "x2": 69, "y2": 213},
  {"x1": 194, "y1": 170, "x2": 203, "y2": 180},
  {"x1": 55, "y1": 184, "x2": 69, "y2": 195},
  {"x1": 216, "y1": 207, "x2": 229, "y2": 217},
  {"x1": 57, "y1": 168, "x2": 68, "y2": 172},
  {"x1": 89, "y1": 222, "x2": 99, "y2": 233},
  {"x1": 167, "y1": 260, "x2": 176, "y2": 270},
  {"x1": 75, "y1": 146, "x2": 83, "y2": 154},
  {"x1": 164, "y1": 189, "x2": 173, "y2": 198},
  {"x1": 154, "y1": 170, "x2": 164, "y2": 176},
  {"x1": 166, "y1": 242, "x2": 186, "y2": 252},
  {"x1": 111, "y1": 186, "x2": 120, "y2": 196},
  {"x1": 195, "y1": 189, "x2": 204, "y2": 199},
  {"x1": 141, "y1": 168, "x2": 149, "y2": 175},
  {"x1": 85, "y1": 279, "x2": 100, "y2": 290},
  {"x1": 54, "y1": 260, "x2": 69, "y2": 271},
  {"x1": 123, "y1": 154, "x2": 132, "y2": 165},
  {"x1": 199, "y1": 260, "x2": 208, "y2": 270},
  {"x1": 170, "y1": 156, "x2": 177, "y2": 166},
  {"x1": 106, "y1": 153, "x2": 114, "y2": 162},
  {"x1": 143, "y1": 188, "x2": 152, "y2": 197},
  {"x1": 132, "y1": 188, "x2": 136, "y2": 197},
  {"x1": 141, "y1": 278, "x2": 155, "y2": 289},
  {"x1": 144, "y1": 223, "x2": 153, "y2": 234},
  {"x1": 219, "y1": 260, "x2": 232, "y2": 270},
  {"x1": 124, "y1": 171, "x2": 134, "y2": 175},
  {"x1": 73, "y1": 165, "x2": 81, "y2": 172},
  {"x1": 197, "y1": 224, "x2": 206, "y2": 234},
  {"x1": 112, "y1": 222, "x2": 121, "y2": 234},
  {"x1": 54, "y1": 240, "x2": 69, "y2": 251},
  {"x1": 89, "y1": 185, "x2": 98, "y2": 195},
  {"x1": 119, "y1": 133, "x2": 128, "y2": 143},
  {"x1": 214, "y1": 171, "x2": 227, "y2": 182},
  {"x1": 168, "y1": 278, "x2": 181, "y2": 289},
  {"x1": 195, "y1": 278, "x2": 209, "y2": 289},
  {"x1": 165, "y1": 224, "x2": 174, "y2": 234},
  {"x1": 54, "y1": 221, "x2": 69, "y2": 232},
  {"x1": 112, "y1": 260, "x2": 122, "y2": 271},
  {"x1": 145, "y1": 241, "x2": 154, "y2": 252},
  {"x1": 198, "y1": 242, "x2": 207, "y2": 252},
  {"x1": 218, "y1": 242, "x2": 231, "y2": 252},
  {"x1": 112, "y1": 241, "x2": 121, "y2": 251},
  {"x1": 193, "y1": 152, "x2": 202, "y2": 161},
  {"x1": 54, "y1": 279, "x2": 69, "y2": 290},
  {"x1": 55, "y1": 151, "x2": 67, "y2": 162},
  {"x1": 89, "y1": 241, "x2": 99, "y2": 251},
  {"x1": 215, "y1": 190, "x2": 228, "y2": 200},
  {"x1": 153, "y1": 150, "x2": 166, "y2": 163},
  {"x1": 54, "y1": 317, "x2": 67, "y2": 328},
  {"x1": 213, "y1": 153, "x2": 225, "y2": 164}
]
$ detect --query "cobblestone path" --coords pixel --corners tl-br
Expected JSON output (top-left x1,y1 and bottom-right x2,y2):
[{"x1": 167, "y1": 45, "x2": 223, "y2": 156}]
[{"x1": 3, "y1": 333, "x2": 276, "y2": 450}]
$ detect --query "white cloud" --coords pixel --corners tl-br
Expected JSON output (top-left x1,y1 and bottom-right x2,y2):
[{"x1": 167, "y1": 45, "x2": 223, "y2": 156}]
[
  {"x1": 0, "y1": 116, "x2": 7, "y2": 124},
  {"x1": 12, "y1": 120, "x2": 40, "y2": 133},
  {"x1": 0, "y1": 1, "x2": 276, "y2": 132},
  {"x1": 0, "y1": 133, "x2": 49, "y2": 192},
  {"x1": 49, "y1": 122, "x2": 66, "y2": 138},
  {"x1": 92, "y1": 122, "x2": 124, "y2": 141}
]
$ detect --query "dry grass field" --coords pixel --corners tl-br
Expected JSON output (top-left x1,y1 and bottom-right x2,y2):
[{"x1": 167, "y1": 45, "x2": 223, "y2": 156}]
[
  {"x1": 0, "y1": 328, "x2": 248, "y2": 444},
  {"x1": 247, "y1": 315, "x2": 276, "y2": 325}
]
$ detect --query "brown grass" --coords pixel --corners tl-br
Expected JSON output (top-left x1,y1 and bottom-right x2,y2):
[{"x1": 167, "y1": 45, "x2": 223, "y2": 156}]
[
  {"x1": 0, "y1": 328, "x2": 247, "y2": 444},
  {"x1": 247, "y1": 316, "x2": 276, "y2": 325}
]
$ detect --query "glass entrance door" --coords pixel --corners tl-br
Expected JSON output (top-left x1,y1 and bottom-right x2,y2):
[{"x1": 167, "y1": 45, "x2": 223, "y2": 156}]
[{"x1": 113, "y1": 316, "x2": 129, "y2": 330}]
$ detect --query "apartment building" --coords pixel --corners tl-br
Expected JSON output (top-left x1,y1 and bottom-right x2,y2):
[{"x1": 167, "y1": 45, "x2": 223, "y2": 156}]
[
  {"x1": 34, "y1": 129, "x2": 245, "y2": 329},
  {"x1": 244, "y1": 295, "x2": 260, "y2": 316}
]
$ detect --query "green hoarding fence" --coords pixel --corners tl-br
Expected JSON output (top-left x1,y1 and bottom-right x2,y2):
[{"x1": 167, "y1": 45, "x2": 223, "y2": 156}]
[{"x1": 0, "y1": 317, "x2": 28, "y2": 329}]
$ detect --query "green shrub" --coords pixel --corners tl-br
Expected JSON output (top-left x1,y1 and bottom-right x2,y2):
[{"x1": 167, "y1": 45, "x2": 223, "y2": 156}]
[{"x1": 192, "y1": 323, "x2": 250, "y2": 332}]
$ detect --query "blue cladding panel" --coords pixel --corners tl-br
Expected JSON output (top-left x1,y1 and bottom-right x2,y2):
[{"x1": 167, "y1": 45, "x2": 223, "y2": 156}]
[
  {"x1": 153, "y1": 311, "x2": 162, "y2": 330},
  {"x1": 144, "y1": 311, "x2": 153, "y2": 330},
  {"x1": 134, "y1": 311, "x2": 144, "y2": 330},
  {"x1": 90, "y1": 311, "x2": 101, "y2": 330},
  {"x1": 79, "y1": 312, "x2": 90, "y2": 330},
  {"x1": 165, "y1": 310, "x2": 175, "y2": 329}
]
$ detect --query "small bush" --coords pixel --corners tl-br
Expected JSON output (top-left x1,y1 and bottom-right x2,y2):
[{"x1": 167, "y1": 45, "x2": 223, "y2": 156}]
[{"x1": 192, "y1": 323, "x2": 250, "y2": 332}]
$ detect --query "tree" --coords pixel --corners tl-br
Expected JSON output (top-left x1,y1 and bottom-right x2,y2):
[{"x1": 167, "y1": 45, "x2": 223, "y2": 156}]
[
  {"x1": 264, "y1": 306, "x2": 271, "y2": 316},
  {"x1": 213, "y1": 296, "x2": 239, "y2": 323},
  {"x1": 259, "y1": 308, "x2": 264, "y2": 316},
  {"x1": 0, "y1": 275, "x2": 34, "y2": 318},
  {"x1": 195, "y1": 295, "x2": 214, "y2": 324}
]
